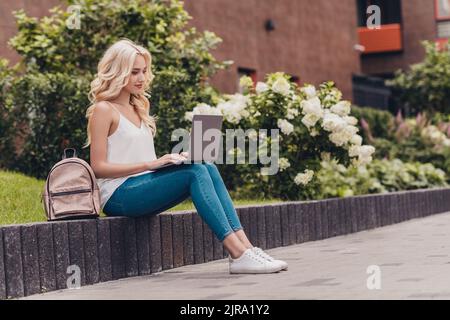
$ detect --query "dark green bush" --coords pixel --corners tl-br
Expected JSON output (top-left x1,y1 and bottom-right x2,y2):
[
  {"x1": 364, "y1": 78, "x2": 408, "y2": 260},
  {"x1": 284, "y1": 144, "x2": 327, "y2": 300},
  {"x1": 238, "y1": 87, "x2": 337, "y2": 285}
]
[{"x1": 386, "y1": 40, "x2": 450, "y2": 115}]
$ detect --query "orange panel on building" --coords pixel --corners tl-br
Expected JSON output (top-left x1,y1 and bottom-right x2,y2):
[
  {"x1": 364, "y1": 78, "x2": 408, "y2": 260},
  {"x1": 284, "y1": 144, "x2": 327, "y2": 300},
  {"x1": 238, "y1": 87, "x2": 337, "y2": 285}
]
[{"x1": 358, "y1": 23, "x2": 403, "y2": 54}]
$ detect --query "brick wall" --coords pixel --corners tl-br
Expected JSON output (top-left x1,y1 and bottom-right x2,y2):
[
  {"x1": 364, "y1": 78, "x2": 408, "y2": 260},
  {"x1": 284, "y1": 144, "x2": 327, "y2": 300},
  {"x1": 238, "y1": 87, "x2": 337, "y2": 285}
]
[
  {"x1": 183, "y1": 0, "x2": 361, "y2": 99},
  {"x1": 0, "y1": 0, "x2": 360, "y2": 99}
]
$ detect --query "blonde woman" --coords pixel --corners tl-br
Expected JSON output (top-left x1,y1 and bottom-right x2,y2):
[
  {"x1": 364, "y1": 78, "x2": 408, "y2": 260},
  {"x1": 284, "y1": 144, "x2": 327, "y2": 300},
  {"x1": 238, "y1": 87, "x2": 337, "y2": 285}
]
[{"x1": 84, "y1": 38, "x2": 287, "y2": 274}]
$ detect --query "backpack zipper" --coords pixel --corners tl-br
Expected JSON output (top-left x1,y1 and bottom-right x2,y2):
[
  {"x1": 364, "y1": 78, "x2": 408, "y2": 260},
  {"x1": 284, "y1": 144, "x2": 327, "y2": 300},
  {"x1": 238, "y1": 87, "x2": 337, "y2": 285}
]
[{"x1": 50, "y1": 188, "x2": 92, "y2": 196}]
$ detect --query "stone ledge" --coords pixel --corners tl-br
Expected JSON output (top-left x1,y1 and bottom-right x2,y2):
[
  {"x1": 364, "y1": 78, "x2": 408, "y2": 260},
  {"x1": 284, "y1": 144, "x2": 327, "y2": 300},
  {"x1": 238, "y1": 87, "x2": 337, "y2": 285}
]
[{"x1": 1, "y1": 188, "x2": 449, "y2": 299}]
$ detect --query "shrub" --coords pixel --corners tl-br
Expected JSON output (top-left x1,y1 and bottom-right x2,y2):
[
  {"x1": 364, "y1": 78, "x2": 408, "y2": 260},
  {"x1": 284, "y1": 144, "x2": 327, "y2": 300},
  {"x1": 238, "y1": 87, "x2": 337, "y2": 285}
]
[
  {"x1": 360, "y1": 111, "x2": 450, "y2": 180},
  {"x1": 185, "y1": 73, "x2": 376, "y2": 200},
  {"x1": 386, "y1": 40, "x2": 450, "y2": 115},
  {"x1": 316, "y1": 158, "x2": 448, "y2": 199}
]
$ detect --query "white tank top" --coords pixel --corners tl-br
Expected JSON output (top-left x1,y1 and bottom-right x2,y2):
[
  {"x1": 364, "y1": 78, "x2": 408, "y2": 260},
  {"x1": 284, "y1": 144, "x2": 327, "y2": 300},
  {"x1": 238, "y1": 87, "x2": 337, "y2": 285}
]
[{"x1": 96, "y1": 102, "x2": 157, "y2": 210}]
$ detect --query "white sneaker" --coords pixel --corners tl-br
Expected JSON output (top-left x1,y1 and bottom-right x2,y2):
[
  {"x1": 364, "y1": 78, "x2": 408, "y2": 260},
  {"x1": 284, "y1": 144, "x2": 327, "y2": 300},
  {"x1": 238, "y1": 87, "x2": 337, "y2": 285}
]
[
  {"x1": 252, "y1": 247, "x2": 288, "y2": 271},
  {"x1": 229, "y1": 249, "x2": 283, "y2": 274}
]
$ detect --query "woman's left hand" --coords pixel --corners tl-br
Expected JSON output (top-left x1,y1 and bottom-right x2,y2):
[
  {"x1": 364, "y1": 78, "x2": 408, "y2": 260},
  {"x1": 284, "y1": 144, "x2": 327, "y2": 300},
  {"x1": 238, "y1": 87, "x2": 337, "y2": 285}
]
[{"x1": 180, "y1": 152, "x2": 189, "y2": 160}]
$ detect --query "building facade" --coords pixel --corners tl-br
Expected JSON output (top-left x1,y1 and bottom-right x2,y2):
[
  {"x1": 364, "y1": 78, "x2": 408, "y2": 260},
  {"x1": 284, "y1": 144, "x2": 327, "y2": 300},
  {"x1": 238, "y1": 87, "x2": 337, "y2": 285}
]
[{"x1": 0, "y1": 0, "x2": 443, "y2": 109}]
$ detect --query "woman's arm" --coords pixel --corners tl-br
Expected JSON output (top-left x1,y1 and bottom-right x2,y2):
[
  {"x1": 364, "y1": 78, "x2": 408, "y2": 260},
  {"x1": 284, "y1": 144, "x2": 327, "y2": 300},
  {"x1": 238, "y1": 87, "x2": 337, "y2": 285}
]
[{"x1": 89, "y1": 102, "x2": 186, "y2": 179}]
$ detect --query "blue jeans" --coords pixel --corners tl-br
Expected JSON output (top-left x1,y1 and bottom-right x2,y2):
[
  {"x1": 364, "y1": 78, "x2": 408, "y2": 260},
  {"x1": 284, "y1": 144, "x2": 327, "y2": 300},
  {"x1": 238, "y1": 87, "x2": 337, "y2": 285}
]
[{"x1": 103, "y1": 162, "x2": 243, "y2": 241}]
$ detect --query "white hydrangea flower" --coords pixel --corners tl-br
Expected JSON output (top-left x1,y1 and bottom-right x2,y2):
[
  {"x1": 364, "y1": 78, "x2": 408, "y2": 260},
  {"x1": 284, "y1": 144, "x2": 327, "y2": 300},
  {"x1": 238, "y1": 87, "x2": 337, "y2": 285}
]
[
  {"x1": 349, "y1": 145, "x2": 360, "y2": 157},
  {"x1": 356, "y1": 156, "x2": 373, "y2": 166},
  {"x1": 301, "y1": 85, "x2": 317, "y2": 99},
  {"x1": 277, "y1": 119, "x2": 294, "y2": 135},
  {"x1": 272, "y1": 77, "x2": 291, "y2": 96},
  {"x1": 301, "y1": 113, "x2": 320, "y2": 128},
  {"x1": 286, "y1": 108, "x2": 299, "y2": 120},
  {"x1": 239, "y1": 76, "x2": 253, "y2": 89},
  {"x1": 294, "y1": 169, "x2": 314, "y2": 186},
  {"x1": 444, "y1": 139, "x2": 450, "y2": 147},
  {"x1": 350, "y1": 134, "x2": 363, "y2": 146},
  {"x1": 343, "y1": 116, "x2": 358, "y2": 126},
  {"x1": 216, "y1": 94, "x2": 250, "y2": 124},
  {"x1": 358, "y1": 145, "x2": 375, "y2": 158},
  {"x1": 256, "y1": 82, "x2": 269, "y2": 94},
  {"x1": 184, "y1": 103, "x2": 221, "y2": 121},
  {"x1": 329, "y1": 132, "x2": 348, "y2": 146},
  {"x1": 330, "y1": 101, "x2": 351, "y2": 117},
  {"x1": 350, "y1": 145, "x2": 375, "y2": 166},
  {"x1": 278, "y1": 158, "x2": 291, "y2": 171},
  {"x1": 340, "y1": 125, "x2": 359, "y2": 142},
  {"x1": 322, "y1": 113, "x2": 347, "y2": 132},
  {"x1": 301, "y1": 97, "x2": 324, "y2": 118},
  {"x1": 248, "y1": 130, "x2": 259, "y2": 141},
  {"x1": 184, "y1": 112, "x2": 194, "y2": 122}
]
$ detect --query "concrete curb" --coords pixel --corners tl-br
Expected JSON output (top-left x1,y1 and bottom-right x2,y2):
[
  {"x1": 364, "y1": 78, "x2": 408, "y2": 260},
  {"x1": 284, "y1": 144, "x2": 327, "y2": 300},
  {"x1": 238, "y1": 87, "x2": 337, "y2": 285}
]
[{"x1": 1, "y1": 188, "x2": 450, "y2": 299}]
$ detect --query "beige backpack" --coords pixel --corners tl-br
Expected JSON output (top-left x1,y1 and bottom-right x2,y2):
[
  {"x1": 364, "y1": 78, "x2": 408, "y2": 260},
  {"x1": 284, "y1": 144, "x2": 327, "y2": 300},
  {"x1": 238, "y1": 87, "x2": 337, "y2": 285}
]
[{"x1": 41, "y1": 148, "x2": 101, "y2": 221}]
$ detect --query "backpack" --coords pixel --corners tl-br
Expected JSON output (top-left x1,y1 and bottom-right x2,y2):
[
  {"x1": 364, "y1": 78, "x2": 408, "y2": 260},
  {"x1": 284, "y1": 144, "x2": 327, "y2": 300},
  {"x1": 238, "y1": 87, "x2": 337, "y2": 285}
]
[{"x1": 41, "y1": 148, "x2": 101, "y2": 221}]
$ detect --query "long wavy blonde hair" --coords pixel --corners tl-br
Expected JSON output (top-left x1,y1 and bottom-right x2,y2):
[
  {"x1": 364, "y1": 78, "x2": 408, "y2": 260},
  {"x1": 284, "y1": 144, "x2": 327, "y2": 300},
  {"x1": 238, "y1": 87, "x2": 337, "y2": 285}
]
[{"x1": 83, "y1": 38, "x2": 157, "y2": 148}]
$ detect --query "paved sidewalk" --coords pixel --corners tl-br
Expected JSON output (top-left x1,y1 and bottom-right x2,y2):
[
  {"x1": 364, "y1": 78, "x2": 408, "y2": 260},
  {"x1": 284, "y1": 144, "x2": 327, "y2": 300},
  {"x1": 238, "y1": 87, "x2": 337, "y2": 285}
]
[{"x1": 23, "y1": 212, "x2": 450, "y2": 300}]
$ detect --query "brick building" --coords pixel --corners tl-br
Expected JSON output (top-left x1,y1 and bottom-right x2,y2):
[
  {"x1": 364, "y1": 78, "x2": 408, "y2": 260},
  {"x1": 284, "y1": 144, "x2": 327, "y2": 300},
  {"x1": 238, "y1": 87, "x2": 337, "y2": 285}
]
[{"x1": 0, "y1": 0, "x2": 443, "y2": 110}]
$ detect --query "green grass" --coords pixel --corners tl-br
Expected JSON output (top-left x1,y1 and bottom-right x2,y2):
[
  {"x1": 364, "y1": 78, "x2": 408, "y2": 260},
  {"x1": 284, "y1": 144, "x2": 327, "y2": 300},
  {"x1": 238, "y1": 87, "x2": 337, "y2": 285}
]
[{"x1": 0, "y1": 170, "x2": 282, "y2": 226}]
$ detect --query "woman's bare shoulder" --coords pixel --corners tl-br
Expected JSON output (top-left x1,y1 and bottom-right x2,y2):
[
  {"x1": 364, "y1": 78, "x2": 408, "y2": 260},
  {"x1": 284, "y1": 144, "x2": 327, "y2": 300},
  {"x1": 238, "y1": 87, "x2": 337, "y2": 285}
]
[
  {"x1": 93, "y1": 101, "x2": 112, "y2": 112},
  {"x1": 90, "y1": 101, "x2": 118, "y2": 129},
  {"x1": 91, "y1": 101, "x2": 115, "y2": 119}
]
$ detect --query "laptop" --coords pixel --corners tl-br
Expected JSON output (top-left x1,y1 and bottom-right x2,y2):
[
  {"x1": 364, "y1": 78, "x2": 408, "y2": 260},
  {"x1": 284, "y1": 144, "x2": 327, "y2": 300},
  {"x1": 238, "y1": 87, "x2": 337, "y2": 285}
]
[{"x1": 154, "y1": 114, "x2": 223, "y2": 169}]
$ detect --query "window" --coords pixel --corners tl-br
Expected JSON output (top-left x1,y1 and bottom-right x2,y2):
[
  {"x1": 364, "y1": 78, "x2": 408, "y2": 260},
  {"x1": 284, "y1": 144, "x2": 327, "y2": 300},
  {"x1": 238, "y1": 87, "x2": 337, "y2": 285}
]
[
  {"x1": 237, "y1": 67, "x2": 257, "y2": 93},
  {"x1": 290, "y1": 75, "x2": 300, "y2": 85},
  {"x1": 357, "y1": 0, "x2": 402, "y2": 27},
  {"x1": 436, "y1": 0, "x2": 450, "y2": 20},
  {"x1": 436, "y1": 0, "x2": 450, "y2": 40}
]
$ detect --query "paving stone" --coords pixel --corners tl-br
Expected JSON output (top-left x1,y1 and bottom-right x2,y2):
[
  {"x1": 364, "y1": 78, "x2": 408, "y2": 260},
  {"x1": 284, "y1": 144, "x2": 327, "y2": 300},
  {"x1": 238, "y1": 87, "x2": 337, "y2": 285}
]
[
  {"x1": 202, "y1": 221, "x2": 214, "y2": 263},
  {"x1": 82, "y1": 220, "x2": 99, "y2": 285},
  {"x1": 52, "y1": 221, "x2": 70, "y2": 290},
  {"x1": 288, "y1": 203, "x2": 297, "y2": 245},
  {"x1": 264, "y1": 205, "x2": 275, "y2": 249},
  {"x1": 319, "y1": 200, "x2": 329, "y2": 239},
  {"x1": 327, "y1": 199, "x2": 339, "y2": 237},
  {"x1": 3, "y1": 226, "x2": 24, "y2": 298},
  {"x1": 21, "y1": 225, "x2": 40, "y2": 296},
  {"x1": 256, "y1": 206, "x2": 267, "y2": 249},
  {"x1": 0, "y1": 228, "x2": 5, "y2": 299},
  {"x1": 280, "y1": 204, "x2": 290, "y2": 245},
  {"x1": 248, "y1": 207, "x2": 259, "y2": 247},
  {"x1": 182, "y1": 212, "x2": 194, "y2": 265},
  {"x1": 192, "y1": 213, "x2": 204, "y2": 264},
  {"x1": 149, "y1": 215, "x2": 162, "y2": 273},
  {"x1": 172, "y1": 213, "x2": 185, "y2": 268},
  {"x1": 109, "y1": 217, "x2": 126, "y2": 280},
  {"x1": 36, "y1": 224, "x2": 56, "y2": 293},
  {"x1": 311, "y1": 201, "x2": 322, "y2": 240},
  {"x1": 135, "y1": 216, "x2": 150, "y2": 276},
  {"x1": 160, "y1": 214, "x2": 173, "y2": 270},
  {"x1": 97, "y1": 219, "x2": 112, "y2": 282},
  {"x1": 68, "y1": 221, "x2": 86, "y2": 286},
  {"x1": 273, "y1": 205, "x2": 282, "y2": 247}
]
